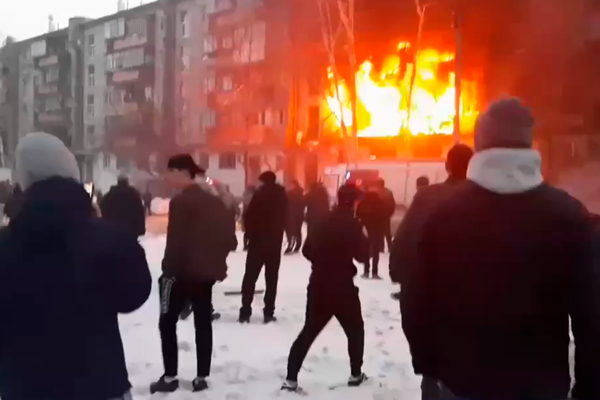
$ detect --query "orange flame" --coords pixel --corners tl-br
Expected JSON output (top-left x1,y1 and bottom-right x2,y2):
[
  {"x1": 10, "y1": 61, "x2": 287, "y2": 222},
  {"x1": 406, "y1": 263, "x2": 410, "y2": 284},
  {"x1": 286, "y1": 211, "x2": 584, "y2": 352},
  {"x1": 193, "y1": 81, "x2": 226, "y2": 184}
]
[{"x1": 324, "y1": 43, "x2": 478, "y2": 137}]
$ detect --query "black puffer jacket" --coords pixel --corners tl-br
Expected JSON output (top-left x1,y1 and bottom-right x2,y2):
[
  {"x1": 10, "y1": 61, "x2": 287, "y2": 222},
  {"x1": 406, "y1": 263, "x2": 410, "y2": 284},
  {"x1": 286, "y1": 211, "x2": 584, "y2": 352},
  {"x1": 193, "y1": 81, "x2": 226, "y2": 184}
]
[
  {"x1": 0, "y1": 178, "x2": 151, "y2": 400},
  {"x1": 100, "y1": 182, "x2": 146, "y2": 237},
  {"x1": 162, "y1": 184, "x2": 237, "y2": 282}
]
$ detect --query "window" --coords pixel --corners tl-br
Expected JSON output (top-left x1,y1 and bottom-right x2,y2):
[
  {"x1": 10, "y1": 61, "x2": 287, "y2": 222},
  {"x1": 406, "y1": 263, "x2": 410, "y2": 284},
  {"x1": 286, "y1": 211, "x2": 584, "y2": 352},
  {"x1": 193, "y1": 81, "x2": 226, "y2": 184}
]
[
  {"x1": 88, "y1": 65, "x2": 95, "y2": 86},
  {"x1": 104, "y1": 18, "x2": 125, "y2": 39},
  {"x1": 105, "y1": 87, "x2": 124, "y2": 106},
  {"x1": 180, "y1": 11, "x2": 190, "y2": 38},
  {"x1": 219, "y1": 152, "x2": 237, "y2": 169},
  {"x1": 222, "y1": 75, "x2": 233, "y2": 91},
  {"x1": 45, "y1": 67, "x2": 59, "y2": 83},
  {"x1": 222, "y1": 36, "x2": 233, "y2": 49},
  {"x1": 181, "y1": 46, "x2": 191, "y2": 70},
  {"x1": 204, "y1": 76, "x2": 216, "y2": 93},
  {"x1": 203, "y1": 36, "x2": 216, "y2": 54},
  {"x1": 86, "y1": 125, "x2": 95, "y2": 135},
  {"x1": 88, "y1": 35, "x2": 95, "y2": 57},
  {"x1": 127, "y1": 18, "x2": 147, "y2": 38},
  {"x1": 87, "y1": 94, "x2": 95, "y2": 118},
  {"x1": 199, "y1": 5, "x2": 207, "y2": 22},
  {"x1": 103, "y1": 153, "x2": 112, "y2": 168},
  {"x1": 216, "y1": 0, "x2": 234, "y2": 12}
]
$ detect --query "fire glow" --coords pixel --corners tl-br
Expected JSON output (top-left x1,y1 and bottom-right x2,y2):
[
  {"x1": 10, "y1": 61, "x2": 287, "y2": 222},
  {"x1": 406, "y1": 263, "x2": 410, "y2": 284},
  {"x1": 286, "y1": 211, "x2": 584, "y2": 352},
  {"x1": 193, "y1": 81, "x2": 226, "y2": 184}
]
[{"x1": 325, "y1": 43, "x2": 479, "y2": 137}]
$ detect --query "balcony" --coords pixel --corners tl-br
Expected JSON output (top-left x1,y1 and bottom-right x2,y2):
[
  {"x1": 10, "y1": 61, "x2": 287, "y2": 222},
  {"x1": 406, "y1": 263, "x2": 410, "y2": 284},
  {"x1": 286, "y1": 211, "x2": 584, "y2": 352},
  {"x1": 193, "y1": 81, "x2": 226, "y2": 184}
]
[
  {"x1": 38, "y1": 55, "x2": 58, "y2": 67},
  {"x1": 36, "y1": 111, "x2": 65, "y2": 125},
  {"x1": 36, "y1": 83, "x2": 59, "y2": 95}
]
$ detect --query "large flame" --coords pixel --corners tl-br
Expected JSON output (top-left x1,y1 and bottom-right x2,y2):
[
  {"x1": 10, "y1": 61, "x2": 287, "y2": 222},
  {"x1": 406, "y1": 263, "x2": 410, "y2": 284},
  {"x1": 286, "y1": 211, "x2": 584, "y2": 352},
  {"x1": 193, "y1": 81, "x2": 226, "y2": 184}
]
[{"x1": 325, "y1": 43, "x2": 478, "y2": 137}]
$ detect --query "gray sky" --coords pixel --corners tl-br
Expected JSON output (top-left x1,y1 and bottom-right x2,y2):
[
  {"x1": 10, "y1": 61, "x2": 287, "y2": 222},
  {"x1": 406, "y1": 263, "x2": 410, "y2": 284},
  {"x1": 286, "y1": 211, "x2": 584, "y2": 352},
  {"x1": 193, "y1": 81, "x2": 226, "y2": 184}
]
[{"x1": 0, "y1": 0, "x2": 149, "y2": 41}]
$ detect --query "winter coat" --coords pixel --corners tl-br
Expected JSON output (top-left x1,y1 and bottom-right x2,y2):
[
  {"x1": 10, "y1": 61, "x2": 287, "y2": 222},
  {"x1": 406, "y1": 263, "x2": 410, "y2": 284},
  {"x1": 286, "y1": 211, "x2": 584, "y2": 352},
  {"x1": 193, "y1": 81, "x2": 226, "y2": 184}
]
[
  {"x1": 389, "y1": 176, "x2": 464, "y2": 284},
  {"x1": 356, "y1": 191, "x2": 387, "y2": 241},
  {"x1": 304, "y1": 183, "x2": 330, "y2": 236},
  {"x1": 0, "y1": 177, "x2": 151, "y2": 400},
  {"x1": 401, "y1": 149, "x2": 600, "y2": 400},
  {"x1": 286, "y1": 186, "x2": 305, "y2": 230},
  {"x1": 302, "y1": 206, "x2": 369, "y2": 291},
  {"x1": 100, "y1": 182, "x2": 146, "y2": 237},
  {"x1": 379, "y1": 187, "x2": 396, "y2": 217},
  {"x1": 162, "y1": 183, "x2": 237, "y2": 283},
  {"x1": 244, "y1": 182, "x2": 287, "y2": 249}
]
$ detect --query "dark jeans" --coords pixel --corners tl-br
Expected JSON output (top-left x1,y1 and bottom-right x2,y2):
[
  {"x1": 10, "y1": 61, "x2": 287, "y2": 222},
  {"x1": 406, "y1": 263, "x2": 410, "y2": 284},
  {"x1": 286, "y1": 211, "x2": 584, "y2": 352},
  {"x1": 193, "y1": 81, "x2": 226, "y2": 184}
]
[
  {"x1": 287, "y1": 285, "x2": 364, "y2": 381},
  {"x1": 159, "y1": 276, "x2": 215, "y2": 378},
  {"x1": 384, "y1": 216, "x2": 393, "y2": 251},
  {"x1": 364, "y1": 234, "x2": 382, "y2": 276},
  {"x1": 240, "y1": 244, "x2": 282, "y2": 318}
]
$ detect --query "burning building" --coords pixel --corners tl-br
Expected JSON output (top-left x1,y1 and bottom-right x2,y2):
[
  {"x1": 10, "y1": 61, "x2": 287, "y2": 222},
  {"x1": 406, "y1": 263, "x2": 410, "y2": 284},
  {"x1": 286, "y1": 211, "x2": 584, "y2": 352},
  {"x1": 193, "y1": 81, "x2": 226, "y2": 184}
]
[{"x1": 323, "y1": 41, "x2": 479, "y2": 141}]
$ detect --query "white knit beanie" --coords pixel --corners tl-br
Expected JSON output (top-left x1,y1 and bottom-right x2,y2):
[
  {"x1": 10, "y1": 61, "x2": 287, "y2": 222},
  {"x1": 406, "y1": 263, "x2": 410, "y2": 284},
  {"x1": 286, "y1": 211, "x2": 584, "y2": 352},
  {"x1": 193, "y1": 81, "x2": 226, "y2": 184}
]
[{"x1": 15, "y1": 132, "x2": 81, "y2": 190}]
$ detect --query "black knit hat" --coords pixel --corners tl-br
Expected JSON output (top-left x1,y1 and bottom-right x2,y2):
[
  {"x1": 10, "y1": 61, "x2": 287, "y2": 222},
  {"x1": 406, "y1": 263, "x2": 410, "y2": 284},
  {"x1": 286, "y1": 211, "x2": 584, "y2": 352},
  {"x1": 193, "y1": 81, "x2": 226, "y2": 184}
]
[
  {"x1": 167, "y1": 154, "x2": 205, "y2": 177},
  {"x1": 474, "y1": 97, "x2": 534, "y2": 151}
]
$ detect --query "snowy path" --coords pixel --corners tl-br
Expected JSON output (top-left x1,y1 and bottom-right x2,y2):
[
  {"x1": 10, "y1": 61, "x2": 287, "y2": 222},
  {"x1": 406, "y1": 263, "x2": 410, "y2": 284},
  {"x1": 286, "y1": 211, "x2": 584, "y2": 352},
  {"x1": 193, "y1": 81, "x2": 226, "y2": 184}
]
[{"x1": 120, "y1": 235, "x2": 420, "y2": 400}]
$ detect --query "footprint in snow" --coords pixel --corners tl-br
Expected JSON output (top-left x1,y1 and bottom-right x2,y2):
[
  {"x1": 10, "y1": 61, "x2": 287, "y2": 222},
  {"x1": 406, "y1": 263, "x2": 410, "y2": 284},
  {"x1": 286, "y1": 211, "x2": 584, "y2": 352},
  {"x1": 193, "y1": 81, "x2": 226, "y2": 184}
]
[
  {"x1": 220, "y1": 345, "x2": 230, "y2": 352},
  {"x1": 225, "y1": 392, "x2": 243, "y2": 400},
  {"x1": 322, "y1": 346, "x2": 329, "y2": 355}
]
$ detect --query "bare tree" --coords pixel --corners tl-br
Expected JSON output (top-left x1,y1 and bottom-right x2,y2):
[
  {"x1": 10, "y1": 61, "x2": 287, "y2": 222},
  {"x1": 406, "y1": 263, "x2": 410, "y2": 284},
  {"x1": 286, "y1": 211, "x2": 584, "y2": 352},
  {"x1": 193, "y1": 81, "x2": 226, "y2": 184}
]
[{"x1": 405, "y1": 0, "x2": 435, "y2": 131}]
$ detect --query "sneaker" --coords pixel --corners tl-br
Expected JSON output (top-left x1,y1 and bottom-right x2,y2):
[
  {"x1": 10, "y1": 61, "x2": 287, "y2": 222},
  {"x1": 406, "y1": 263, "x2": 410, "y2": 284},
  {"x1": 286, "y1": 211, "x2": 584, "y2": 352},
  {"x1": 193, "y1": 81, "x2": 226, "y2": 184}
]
[
  {"x1": 192, "y1": 377, "x2": 209, "y2": 392},
  {"x1": 150, "y1": 376, "x2": 179, "y2": 394},
  {"x1": 348, "y1": 373, "x2": 368, "y2": 387},
  {"x1": 264, "y1": 315, "x2": 278, "y2": 324},
  {"x1": 281, "y1": 380, "x2": 299, "y2": 392}
]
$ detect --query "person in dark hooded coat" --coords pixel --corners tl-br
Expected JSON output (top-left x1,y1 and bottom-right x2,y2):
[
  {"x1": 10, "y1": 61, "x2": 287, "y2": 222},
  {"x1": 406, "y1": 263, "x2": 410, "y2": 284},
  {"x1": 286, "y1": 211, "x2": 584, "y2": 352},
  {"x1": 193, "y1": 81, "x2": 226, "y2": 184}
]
[
  {"x1": 0, "y1": 132, "x2": 151, "y2": 400},
  {"x1": 401, "y1": 98, "x2": 600, "y2": 400},
  {"x1": 100, "y1": 176, "x2": 146, "y2": 238},
  {"x1": 304, "y1": 181, "x2": 330, "y2": 242},
  {"x1": 239, "y1": 171, "x2": 287, "y2": 323},
  {"x1": 356, "y1": 186, "x2": 386, "y2": 279}
]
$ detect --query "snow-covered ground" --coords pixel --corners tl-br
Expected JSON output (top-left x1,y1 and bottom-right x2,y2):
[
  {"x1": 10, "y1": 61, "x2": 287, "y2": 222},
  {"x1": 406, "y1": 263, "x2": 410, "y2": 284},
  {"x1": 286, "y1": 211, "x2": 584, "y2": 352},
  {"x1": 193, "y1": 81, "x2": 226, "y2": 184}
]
[{"x1": 121, "y1": 235, "x2": 420, "y2": 400}]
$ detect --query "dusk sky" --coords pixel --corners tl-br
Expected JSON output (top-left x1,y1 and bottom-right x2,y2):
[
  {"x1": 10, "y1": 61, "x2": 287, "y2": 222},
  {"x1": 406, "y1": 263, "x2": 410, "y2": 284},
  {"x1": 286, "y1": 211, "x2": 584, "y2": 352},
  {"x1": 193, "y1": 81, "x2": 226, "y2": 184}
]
[{"x1": 0, "y1": 0, "x2": 150, "y2": 41}]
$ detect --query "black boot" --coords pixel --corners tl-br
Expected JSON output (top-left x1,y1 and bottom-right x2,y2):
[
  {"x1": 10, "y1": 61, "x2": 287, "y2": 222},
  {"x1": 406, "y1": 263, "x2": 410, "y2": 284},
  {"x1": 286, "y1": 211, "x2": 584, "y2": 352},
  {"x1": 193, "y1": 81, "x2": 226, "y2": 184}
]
[
  {"x1": 150, "y1": 376, "x2": 179, "y2": 394},
  {"x1": 348, "y1": 373, "x2": 368, "y2": 387},
  {"x1": 192, "y1": 377, "x2": 209, "y2": 392},
  {"x1": 264, "y1": 315, "x2": 278, "y2": 324}
]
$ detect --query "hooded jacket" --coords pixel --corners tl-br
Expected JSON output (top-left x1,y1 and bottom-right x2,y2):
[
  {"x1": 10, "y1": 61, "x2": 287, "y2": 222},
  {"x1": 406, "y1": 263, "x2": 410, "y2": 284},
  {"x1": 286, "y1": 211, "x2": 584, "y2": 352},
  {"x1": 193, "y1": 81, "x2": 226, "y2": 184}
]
[
  {"x1": 401, "y1": 149, "x2": 600, "y2": 400},
  {"x1": 244, "y1": 182, "x2": 287, "y2": 248},
  {"x1": 0, "y1": 178, "x2": 151, "y2": 400}
]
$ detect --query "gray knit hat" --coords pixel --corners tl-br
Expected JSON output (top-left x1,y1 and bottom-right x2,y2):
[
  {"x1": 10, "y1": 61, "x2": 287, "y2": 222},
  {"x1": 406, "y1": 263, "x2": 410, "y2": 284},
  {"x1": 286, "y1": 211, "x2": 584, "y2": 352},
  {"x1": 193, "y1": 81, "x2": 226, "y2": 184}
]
[
  {"x1": 474, "y1": 98, "x2": 534, "y2": 151},
  {"x1": 15, "y1": 132, "x2": 81, "y2": 190}
]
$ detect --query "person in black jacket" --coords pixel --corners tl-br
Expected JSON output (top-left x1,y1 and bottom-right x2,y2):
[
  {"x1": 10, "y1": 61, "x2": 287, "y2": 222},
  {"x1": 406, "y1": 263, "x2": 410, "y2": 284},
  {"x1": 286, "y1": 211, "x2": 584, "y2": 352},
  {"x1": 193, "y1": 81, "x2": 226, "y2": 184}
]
[
  {"x1": 100, "y1": 176, "x2": 146, "y2": 238},
  {"x1": 376, "y1": 179, "x2": 396, "y2": 251},
  {"x1": 0, "y1": 132, "x2": 151, "y2": 400},
  {"x1": 151, "y1": 154, "x2": 236, "y2": 394},
  {"x1": 401, "y1": 98, "x2": 600, "y2": 400},
  {"x1": 356, "y1": 186, "x2": 386, "y2": 279},
  {"x1": 282, "y1": 184, "x2": 369, "y2": 392},
  {"x1": 284, "y1": 180, "x2": 305, "y2": 255},
  {"x1": 304, "y1": 181, "x2": 330, "y2": 242},
  {"x1": 239, "y1": 171, "x2": 287, "y2": 323}
]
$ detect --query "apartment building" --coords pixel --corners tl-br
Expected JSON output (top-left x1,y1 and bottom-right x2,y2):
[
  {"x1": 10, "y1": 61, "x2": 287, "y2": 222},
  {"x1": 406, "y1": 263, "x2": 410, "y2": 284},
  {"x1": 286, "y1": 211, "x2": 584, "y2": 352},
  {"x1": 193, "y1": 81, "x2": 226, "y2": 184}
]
[{"x1": 0, "y1": 38, "x2": 20, "y2": 168}]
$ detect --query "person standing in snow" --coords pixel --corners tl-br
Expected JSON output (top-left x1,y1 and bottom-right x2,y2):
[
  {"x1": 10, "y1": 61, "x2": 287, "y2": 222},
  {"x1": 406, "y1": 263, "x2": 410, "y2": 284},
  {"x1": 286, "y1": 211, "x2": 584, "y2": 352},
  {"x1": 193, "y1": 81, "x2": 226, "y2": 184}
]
[
  {"x1": 401, "y1": 98, "x2": 600, "y2": 400},
  {"x1": 390, "y1": 144, "x2": 473, "y2": 400},
  {"x1": 0, "y1": 132, "x2": 151, "y2": 400},
  {"x1": 356, "y1": 185, "x2": 386, "y2": 279},
  {"x1": 100, "y1": 176, "x2": 146, "y2": 238},
  {"x1": 151, "y1": 154, "x2": 236, "y2": 394},
  {"x1": 376, "y1": 179, "x2": 396, "y2": 252},
  {"x1": 390, "y1": 144, "x2": 473, "y2": 291},
  {"x1": 282, "y1": 184, "x2": 369, "y2": 392},
  {"x1": 239, "y1": 171, "x2": 287, "y2": 324},
  {"x1": 304, "y1": 181, "x2": 330, "y2": 243},
  {"x1": 241, "y1": 185, "x2": 257, "y2": 251},
  {"x1": 143, "y1": 186, "x2": 153, "y2": 216},
  {"x1": 285, "y1": 180, "x2": 305, "y2": 255}
]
